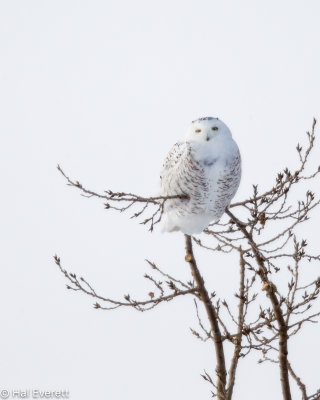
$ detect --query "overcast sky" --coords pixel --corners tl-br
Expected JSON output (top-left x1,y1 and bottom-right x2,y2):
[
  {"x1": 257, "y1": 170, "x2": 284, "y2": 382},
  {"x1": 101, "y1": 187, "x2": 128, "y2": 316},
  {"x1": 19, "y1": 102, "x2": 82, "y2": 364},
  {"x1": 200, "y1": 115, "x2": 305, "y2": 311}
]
[{"x1": 1, "y1": 1, "x2": 320, "y2": 399}]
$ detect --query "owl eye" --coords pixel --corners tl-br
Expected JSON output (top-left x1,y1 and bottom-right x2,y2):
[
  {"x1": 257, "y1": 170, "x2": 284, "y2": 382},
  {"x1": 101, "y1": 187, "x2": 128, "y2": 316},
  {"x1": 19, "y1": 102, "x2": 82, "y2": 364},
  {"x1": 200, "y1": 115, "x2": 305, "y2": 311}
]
[
  {"x1": 195, "y1": 129, "x2": 202, "y2": 133},
  {"x1": 212, "y1": 126, "x2": 218, "y2": 131}
]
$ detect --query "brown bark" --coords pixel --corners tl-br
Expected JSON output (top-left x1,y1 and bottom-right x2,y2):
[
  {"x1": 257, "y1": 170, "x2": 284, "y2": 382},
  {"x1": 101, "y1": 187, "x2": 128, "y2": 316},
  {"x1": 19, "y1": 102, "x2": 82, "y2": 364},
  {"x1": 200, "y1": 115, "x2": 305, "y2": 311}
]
[
  {"x1": 185, "y1": 234, "x2": 227, "y2": 400},
  {"x1": 225, "y1": 209, "x2": 292, "y2": 400},
  {"x1": 226, "y1": 251, "x2": 245, "y2": 400}
]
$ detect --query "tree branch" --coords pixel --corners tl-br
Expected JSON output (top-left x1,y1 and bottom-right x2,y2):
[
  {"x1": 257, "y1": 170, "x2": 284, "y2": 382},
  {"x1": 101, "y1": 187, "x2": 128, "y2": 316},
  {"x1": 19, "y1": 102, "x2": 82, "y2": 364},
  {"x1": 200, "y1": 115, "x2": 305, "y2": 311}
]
[
  {"x1": 185, "y1": 234, "x2": 227, "y2": 400},
  {"x1": 225, "y1": 209, "x2": 292, "y2": 400},
  {"x1": 226, "y1": 250, "x2": 246, "y2": 400}
]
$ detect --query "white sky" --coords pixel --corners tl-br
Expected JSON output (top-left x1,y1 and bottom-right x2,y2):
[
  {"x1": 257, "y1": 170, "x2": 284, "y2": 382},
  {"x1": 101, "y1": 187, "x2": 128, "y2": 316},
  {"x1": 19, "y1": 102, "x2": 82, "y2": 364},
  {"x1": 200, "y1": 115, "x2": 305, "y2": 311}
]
[{"x1": 1, "y1": 1, "x2": 320, "y2": 399}]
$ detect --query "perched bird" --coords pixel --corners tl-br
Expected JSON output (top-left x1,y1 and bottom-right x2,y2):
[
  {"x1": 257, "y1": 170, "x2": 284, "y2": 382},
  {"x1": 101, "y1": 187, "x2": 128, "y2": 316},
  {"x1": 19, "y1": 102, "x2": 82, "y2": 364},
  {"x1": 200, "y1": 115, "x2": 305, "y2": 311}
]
[{"x1": 160, "y1": 117, "x2": 241, "y2": 235}]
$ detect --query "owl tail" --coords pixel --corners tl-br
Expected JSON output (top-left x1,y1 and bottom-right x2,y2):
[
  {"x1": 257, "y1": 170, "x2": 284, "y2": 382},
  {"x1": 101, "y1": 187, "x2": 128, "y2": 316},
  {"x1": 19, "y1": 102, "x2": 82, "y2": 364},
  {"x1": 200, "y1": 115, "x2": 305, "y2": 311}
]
[{"x1": 161, "y1": 215, "x2": 180, "y2": 233}]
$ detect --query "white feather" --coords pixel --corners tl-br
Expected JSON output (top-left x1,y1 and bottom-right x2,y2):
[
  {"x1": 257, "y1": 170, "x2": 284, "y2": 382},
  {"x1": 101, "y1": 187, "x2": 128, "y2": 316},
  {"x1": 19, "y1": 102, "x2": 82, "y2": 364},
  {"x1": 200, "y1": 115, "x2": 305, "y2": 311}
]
[{"x1": 160, "y1": 117, "x2": 241, "y2": 235}]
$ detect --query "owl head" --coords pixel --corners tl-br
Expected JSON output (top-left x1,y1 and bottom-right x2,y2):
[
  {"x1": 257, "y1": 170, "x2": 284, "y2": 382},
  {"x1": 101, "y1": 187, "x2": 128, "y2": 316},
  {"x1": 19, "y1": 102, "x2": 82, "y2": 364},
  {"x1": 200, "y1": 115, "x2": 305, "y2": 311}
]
[{"x1": 185, "y1": 117, "x2": 232, "y2": 142}]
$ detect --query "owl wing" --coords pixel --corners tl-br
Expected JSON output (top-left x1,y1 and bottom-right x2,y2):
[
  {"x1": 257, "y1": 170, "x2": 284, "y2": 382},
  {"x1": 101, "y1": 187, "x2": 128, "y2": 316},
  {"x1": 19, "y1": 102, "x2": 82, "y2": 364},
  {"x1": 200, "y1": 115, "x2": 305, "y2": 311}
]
[{"x1": 160, "y1": 142, "x2": 209, "y2": 215}]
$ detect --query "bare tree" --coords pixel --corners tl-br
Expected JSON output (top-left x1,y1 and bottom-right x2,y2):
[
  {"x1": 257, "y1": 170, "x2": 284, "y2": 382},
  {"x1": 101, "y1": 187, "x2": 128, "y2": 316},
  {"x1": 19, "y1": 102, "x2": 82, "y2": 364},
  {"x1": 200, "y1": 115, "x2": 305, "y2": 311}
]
[{"x1": 55, "y1": 119, "x2": 320, "y2": 400}]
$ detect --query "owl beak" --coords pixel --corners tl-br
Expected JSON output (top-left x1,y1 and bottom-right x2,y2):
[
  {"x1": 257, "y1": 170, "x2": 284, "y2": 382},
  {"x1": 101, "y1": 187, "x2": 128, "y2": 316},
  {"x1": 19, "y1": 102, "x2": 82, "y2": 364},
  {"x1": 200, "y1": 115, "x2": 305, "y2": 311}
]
[{"x1": 206, "y1": 135, "x2": 210, "y2": 141}]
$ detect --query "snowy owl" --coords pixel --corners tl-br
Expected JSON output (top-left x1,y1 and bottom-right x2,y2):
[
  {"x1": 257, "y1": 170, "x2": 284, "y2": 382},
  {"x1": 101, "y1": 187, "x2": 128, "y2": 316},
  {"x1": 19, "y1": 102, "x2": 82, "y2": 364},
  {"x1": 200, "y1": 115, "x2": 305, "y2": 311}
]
[{"x1": 160, "y1": 117, "x2": 241, "y2": 235}]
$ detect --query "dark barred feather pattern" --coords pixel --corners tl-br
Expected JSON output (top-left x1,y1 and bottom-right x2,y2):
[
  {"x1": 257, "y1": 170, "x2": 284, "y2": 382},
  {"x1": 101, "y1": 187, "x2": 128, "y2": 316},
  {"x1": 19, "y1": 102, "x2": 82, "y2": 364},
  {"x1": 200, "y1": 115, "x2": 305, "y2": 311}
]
[{"x1": 160, "y1": 140, "x2": 241, "y2": 233}]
